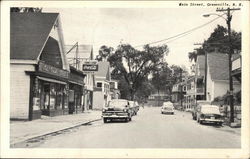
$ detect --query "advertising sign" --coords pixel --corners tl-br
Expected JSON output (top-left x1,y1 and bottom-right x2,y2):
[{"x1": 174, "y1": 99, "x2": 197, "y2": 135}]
[{"x1": 82, "y1": 64, "x2": 98, "y2": 72}]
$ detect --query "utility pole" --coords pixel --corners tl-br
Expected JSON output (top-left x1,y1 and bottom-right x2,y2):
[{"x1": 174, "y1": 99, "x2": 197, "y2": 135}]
[
  {"x1": 216, "y1": 8, "x2": 240, "y2": 123},
  {"x1": 179, "y1": 68, "x2": 183, "y2": 109}
]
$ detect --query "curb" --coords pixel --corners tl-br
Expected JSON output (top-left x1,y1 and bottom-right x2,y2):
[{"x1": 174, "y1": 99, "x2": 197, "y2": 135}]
[{"x1": 10, "y1": 118, "x2": 101, "y2": 148}]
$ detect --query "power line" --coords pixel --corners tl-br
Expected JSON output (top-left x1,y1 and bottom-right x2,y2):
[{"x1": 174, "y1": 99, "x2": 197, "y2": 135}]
[{"x1": 134, "y1": 13, "x2": 226, "y2": 48}]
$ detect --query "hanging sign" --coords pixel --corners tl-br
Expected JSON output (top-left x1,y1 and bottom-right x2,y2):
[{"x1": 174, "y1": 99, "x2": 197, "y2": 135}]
[{"x1": 82, "y1": 64, "x2": 98, "y2": 72}]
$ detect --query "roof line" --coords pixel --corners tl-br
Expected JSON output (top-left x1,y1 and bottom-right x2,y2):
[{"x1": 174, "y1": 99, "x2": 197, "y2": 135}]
[{"x1": 36, "y1": 14, "x2": 58, "y2": 62}]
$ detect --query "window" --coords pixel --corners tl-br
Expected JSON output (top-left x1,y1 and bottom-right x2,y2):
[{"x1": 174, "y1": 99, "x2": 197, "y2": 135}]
[{"x1": 97, "y1": 82, "x2": 102, "y2": 88}]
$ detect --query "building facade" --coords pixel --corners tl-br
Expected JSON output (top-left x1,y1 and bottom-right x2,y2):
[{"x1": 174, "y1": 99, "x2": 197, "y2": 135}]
[
  {"x1": 10, "y1": 12, "x2": 70, "y2": 120},
  {"x1": 92, "y1": 61, "x2": 111, "y2": 110}
]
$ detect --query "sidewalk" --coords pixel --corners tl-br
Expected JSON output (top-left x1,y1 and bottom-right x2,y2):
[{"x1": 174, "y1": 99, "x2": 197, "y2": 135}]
[{"x1": 10, "y1": 110, "x2": 102, "y2": 146}]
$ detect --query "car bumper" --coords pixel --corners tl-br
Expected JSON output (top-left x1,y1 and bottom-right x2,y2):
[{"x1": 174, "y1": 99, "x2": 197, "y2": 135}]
[
  {"x1": 200, "y1": 118, "x2": 223, "y2": 123},
  {"x1": 102, "y1": 112, "x2": 129, "y2": 118},
  {"x1": 162, "y1": 110, "x2": 174, "y2": 113}
]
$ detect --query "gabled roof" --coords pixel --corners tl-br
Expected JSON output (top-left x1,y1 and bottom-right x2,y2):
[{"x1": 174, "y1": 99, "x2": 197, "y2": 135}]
[
  {"x1": 10, "y1": 12, "x2": 59, "y2": 60},
  {"x1": 207, "y1": 52, "x2": 229, "y2": 81},
  {"x1": 95, "y1": 61, "x2": 110, "y2": 81}
]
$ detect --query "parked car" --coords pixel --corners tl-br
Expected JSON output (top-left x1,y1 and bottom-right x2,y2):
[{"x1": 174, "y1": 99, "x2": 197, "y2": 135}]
[
  {"x1": 192, "y1": 100, "x2": 211, "y2": 120},
  {"x1": 102, "y1": 99, "x2": 133, "y2": 123},
  {"x1": 161, "y1": 102, "x2": 174, "y2": 114},
  {"x1": 129, "y1": 101, "x2": 140, "y2": 116},
  {"x1": 196, "y1": 104, "x2": 224, "y2": 125}
]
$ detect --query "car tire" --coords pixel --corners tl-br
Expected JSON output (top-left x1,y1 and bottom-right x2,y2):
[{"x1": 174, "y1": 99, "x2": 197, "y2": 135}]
[
  {"x1": 199, "y1": 120, "x2": 203, "y2": 124},
  {"x1": 103, "y1": 118, "x2": 108, "y2": 123}
]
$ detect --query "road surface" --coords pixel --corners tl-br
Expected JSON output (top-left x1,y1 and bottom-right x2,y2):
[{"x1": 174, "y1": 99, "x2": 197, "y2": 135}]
[{"x1": 21, "y1": 107, "x2": 240, "y2": 148}]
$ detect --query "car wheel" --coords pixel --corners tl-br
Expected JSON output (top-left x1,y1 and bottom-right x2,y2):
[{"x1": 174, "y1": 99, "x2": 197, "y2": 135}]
[
  {"x1": 218, "y1": 122, "x2": 222, "y2": 126},
  {"x1": 103, "y1": 118, "x2": 108, "y2": 123},
  {"x1": 199, "y1": 120, "x2": 203, "y2": 124},
  {"x1": 129, "y1": 117, "x2": 132, "y2": 121}
]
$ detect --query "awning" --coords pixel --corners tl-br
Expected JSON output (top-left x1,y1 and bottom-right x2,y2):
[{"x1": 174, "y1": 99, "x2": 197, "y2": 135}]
[
  {"x1": 37, "y1": 76, "x2": 67, "y2": 85},
  {"x1": 69, "y1": 80, "x2": 84, "y2": 86}
]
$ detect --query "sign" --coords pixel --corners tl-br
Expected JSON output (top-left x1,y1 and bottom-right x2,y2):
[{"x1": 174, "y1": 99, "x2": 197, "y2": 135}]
[
  {"x1": 33, "y1": 97, "x2": 40, "y2": 110},
  {"x1": 38, "y1": 61, "x2": 69, "y2": 78},
  {"x1": 82, "y1": 64, "x2": 98, "y2": 72}
]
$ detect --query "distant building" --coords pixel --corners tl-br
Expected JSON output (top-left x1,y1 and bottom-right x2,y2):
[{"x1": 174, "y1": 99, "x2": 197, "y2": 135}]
[
  {"x1": 65, "y1": 44, "x2": 95, "y2": 110},
  {"x1": 109, "y1": 80, "x2": 120, "y2": 99},
  {"x1": 92, "y1": 61, "x2": 112, "y2": 109}
]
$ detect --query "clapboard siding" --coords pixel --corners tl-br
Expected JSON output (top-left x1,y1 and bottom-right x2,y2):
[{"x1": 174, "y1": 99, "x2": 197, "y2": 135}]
[{"x1": 10, "y1": 64, "x2": 35, "y2": 119}]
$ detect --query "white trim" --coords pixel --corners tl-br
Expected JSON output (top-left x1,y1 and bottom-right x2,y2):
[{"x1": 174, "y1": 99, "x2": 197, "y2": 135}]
[{"x1": 10, "y1": 59, "x2": 38, "y2": 64}]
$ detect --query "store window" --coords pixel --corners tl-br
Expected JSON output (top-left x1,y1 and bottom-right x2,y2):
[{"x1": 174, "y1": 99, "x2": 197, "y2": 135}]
[
  {"x1": 56, "y1": 84, "x2": 64, "y2": 109},
  {"x1": 32, "y1": 78, "x2": 41, "y2": 111},
  {"x1": 43, "y1": 83, "x2": 50, "y2": 110},
  {"x1": 50, "y1": 84, "x2": 56, "y2": 109}
]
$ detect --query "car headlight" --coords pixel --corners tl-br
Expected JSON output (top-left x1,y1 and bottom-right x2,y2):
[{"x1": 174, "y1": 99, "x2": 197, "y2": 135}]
[{"x1": 102, "y1": 109, "x2": 106, "y2": 112}]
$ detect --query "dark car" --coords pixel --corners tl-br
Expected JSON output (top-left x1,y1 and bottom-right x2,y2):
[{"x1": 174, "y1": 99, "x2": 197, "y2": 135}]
[
  {"x1": 102, "y1": 99, "x2": 132, "y2": 123},
  {"x1": 196, "y1": 105, "x2": 224, "y2": 125}
]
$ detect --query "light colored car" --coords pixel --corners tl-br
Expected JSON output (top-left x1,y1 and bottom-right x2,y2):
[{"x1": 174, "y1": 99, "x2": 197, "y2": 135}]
[
  {"x1": 129, "y1": 101, "x2": 140, "y2": 116},
  {"x1": 196, "y1": 105, "x2": 223, "y2": 125},
  {"x1": 102, "y1": 99, "x2": 132, "y2": 123},
  {"x1": 161, "y1": 102, "x2": 174, "y2": 114},
  {"x1": 192, "y1": 100, "x2": 211, "y2": 120}
]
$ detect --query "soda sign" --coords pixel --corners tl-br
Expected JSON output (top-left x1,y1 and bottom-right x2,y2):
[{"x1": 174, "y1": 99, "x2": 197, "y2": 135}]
[{"x1": 82, "y1": 64, "x2": 98, "y2": 72}]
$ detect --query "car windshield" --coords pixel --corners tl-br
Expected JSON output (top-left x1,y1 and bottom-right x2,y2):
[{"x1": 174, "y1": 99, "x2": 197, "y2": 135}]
[
  {"x1": 201, "y1": 106, "x2": 220, "y2": 114},
  {"x1": 108, "y1": 100, "x2": 128, "y2": 108}
]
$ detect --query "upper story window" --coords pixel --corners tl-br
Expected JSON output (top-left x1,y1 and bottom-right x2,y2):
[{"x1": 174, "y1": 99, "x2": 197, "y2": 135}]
[{"x1": 97, "y1": 82, "x2": 102, "y2": 88}]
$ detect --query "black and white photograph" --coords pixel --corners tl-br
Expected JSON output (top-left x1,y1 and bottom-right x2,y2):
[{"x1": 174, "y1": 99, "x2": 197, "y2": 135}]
[{"x1": 1, "y1": 0, "x2": 249, "y2": 158}]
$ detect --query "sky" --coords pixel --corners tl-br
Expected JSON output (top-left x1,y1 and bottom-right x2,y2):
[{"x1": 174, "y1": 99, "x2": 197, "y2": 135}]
[{"x1": 43, "y1": 7, "x2": 241, "y2": 72}]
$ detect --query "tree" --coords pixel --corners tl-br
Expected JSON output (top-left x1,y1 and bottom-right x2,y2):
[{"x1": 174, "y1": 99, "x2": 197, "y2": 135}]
[
  {"x1": 10, "y1": 7, "x2": 42, "y2": 13},
  {"x1": 95, "y1": 45, "x2": 114, "y2": 61},
  {"x1": 108, "y1": 43, "x2": 169, "y2": 100},
  {"x1": 188, "y1": 25, "x2": 241, "y2": 61},
  {"x1": 151, "y1": 63, "x2": 172, "y2": 96}
]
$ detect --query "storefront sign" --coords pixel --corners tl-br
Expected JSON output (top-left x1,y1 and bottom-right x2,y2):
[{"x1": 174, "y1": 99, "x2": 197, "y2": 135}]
[
  {"x1": 82, "y1": 64, "x2": 98, "y2": 72},
  {"x1": 38, "y1": 61, "x2": 69, "y2": 78}
]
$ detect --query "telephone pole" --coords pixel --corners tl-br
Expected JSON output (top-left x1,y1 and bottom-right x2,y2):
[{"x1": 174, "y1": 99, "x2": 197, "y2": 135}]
[{"x1": 216, "y1": 8, "x2": 240, "y2": 123}]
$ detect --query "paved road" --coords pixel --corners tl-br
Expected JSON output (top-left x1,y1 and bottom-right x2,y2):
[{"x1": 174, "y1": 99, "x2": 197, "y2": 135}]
[{"x1": 23, "y1": 107, "x2": 240, "y2": 148}]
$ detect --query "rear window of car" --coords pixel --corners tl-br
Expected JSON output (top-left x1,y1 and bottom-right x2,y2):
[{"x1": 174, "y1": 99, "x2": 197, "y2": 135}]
[{"x1": 108, "y1": 100, "x2": 128, "y2": 107}]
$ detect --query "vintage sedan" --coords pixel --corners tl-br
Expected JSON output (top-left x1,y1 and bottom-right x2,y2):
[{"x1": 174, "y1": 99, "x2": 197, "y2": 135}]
[
  {"x1": 192, "y1": 100, "x2": 211, "y2": 120},
  {"x1": 196, "y1": 105, "x2": 224, "y2": 125},
  {"x1": 161, "y1": 102, "x2": 174, "y2": 115},
  {"x1": 102, "y1": 99, "x2": 133, "y2": 123}
]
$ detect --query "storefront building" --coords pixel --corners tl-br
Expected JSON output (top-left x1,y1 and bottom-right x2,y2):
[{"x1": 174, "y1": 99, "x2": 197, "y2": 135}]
[
  {"x1": 68, "y1": 66, "x2": 85, "y2": 114},
  {"x1": 10, "y1": 12, "x2": 70, "y2": 120}
]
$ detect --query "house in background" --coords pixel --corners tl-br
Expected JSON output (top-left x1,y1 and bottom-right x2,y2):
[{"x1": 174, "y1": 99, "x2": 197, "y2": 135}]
[
  {"x1": 92, "y1": 61, "x2": 111, "y2": 109},
  {"x1": 65, "y1": 44, "x2": 95, "y2": 110},
  {"x1": 109, "y1": 80, "x2": 120, "y2": 99},
  {"x1": 206, "y1": 53, "x2": 241, "y2": 102},
  {"x1": 10, "y1": 12, "x2": 70, "y2": 120}
]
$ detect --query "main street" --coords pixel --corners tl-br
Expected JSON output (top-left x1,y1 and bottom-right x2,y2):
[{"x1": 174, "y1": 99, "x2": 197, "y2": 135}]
[{"x1": 23, "y1": 107, "x2": 240, "y2": 148}]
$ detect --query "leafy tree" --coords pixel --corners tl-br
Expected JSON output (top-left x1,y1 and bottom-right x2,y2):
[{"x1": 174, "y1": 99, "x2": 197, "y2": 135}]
[
  {"x1": 10, "y1": 7, "x2": 42, "y2": 13},
  {"x1": 188, "y1": 25, "x2": 241, "y2": 62},
  {"x1": 108, "y1": 44, "x2": 169, "y2": 100},
  {"x1": 95, "y1": 45, "x2": 114, "y2": 61}
]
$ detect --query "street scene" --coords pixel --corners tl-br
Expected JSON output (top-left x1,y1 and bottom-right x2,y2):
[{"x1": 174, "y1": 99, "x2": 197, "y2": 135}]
[
  {"x1": 8, "y1": 2, "x2": 244, "y2": 151},
  {"x1": 12, "y1": 107, "x2": 240, "y2": 148}
]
